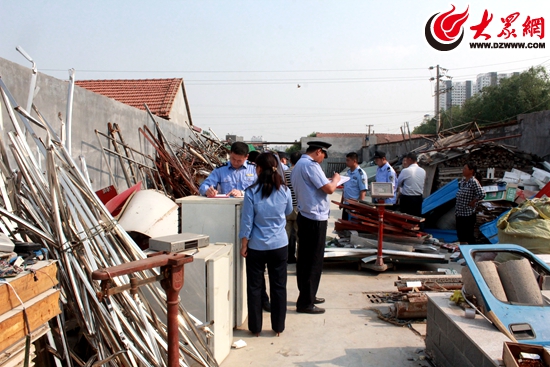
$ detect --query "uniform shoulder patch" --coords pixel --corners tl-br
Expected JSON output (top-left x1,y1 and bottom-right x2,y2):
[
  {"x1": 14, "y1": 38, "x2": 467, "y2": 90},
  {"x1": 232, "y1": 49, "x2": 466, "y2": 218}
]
[
  {"x1": 217, "y1": 162, "x2": 229, "y2": 168},
  {"x1": 387, "y1": 167, "x2": 391, "y2": 171}
]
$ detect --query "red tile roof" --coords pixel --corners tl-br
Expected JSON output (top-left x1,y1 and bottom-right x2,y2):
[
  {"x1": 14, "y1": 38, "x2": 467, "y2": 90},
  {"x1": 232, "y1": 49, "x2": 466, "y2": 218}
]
[
  {"x1": 315, "y1": 132, "x2": 429, "y2": 143},
  {"x1": 316, "y1": 133, "x2": 366, "y2": 138},
  {"x1": 75, "y1": 78, "x2": 182, "y2": 119}
]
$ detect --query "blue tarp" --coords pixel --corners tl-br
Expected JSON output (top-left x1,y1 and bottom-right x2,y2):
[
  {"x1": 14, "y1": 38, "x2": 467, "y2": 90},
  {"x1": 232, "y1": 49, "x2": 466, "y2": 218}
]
[
  {"x1": 424, "y1": 228, "x2": 458, "y2": 243},
  {"x1": 479, "y1": 210, "x2": 510, "y2": 244},
  {"x1": 422, "y1": 179, "x2": 459, "y2": 215}
]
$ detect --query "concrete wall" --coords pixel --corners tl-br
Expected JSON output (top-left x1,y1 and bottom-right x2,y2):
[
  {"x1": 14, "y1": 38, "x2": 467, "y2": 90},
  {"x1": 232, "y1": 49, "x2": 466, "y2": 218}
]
[
  {"x1": 375, "y1": 137, "x2": 432, "y2": 162},
  {"x1": 0, "y1": 57, "x2": 191, "y2": 192},
  {"x1": 301, "y1": 136, "x2": 365, "y2": 159}
]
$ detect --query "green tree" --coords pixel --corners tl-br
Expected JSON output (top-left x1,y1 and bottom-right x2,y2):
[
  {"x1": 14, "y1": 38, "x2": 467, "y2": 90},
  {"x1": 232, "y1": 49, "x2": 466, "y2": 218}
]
[
  {"x1": 286, "y1": 132, "x2": 316, "y2": 153},
  {"x1": 413, "y1": 66, "x2": 550, "y2": 134},
  {"x1": 413, "y1": 115, "x2": 437, "y2": 134}
]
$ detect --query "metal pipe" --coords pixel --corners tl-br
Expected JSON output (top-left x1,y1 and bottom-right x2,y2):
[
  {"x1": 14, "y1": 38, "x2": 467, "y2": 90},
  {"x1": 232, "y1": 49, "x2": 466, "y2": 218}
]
[
  {"x1": 376, "y1": 205, "x2": 385, "y2": 267},
  {"x1": 66, "y1": 69, "x2": 75, "y2": 156},
  {"x1": 15, "y1": 46, "x2": 37, "y2": 135}
]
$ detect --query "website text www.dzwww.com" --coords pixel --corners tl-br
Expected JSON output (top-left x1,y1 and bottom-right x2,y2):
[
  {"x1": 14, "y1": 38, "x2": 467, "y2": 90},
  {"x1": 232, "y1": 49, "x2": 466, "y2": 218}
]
[{"x1": 470, "y1": 42, "x2": 545, "y2": 49}]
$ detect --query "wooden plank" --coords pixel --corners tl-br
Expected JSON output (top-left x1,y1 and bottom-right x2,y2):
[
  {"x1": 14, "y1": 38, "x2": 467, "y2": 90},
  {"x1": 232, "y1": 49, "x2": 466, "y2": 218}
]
[
  {"x1": 0, "y1": 289, "x2": 60, "y2": 353},
  {"x1": 397, "y1": 274, "x2": 462, "y2": 281},
  {"x1": 0, "y1": 324, "x2": 49, "y2": 365},
  {"x1": 0, "y1": 261, "x2": 58, "y2": 316}
]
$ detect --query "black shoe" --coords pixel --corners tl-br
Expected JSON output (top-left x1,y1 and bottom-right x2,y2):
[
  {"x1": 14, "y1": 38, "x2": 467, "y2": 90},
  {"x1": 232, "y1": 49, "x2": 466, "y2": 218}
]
[
  {"x1": 262, "y1": 301, "x2": 271, "y2": 312},
  {"x1": 314, "y1": 297, "x2": 325, "y2": 304},
  {"x1": 296, "y1": 305, "x2": 325, "y2": 314}
]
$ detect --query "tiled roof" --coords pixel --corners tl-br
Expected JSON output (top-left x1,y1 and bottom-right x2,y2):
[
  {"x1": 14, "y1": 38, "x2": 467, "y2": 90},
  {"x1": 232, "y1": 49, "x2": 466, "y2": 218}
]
[
  {"x1": 75, "y1": 78, "x2": 182, "y2": 119},
  {"x1": 315, "y1": 132, "x2": 430, "y2": 143},
  {"x1": 316, "y1": 133, "x2": 366, "y2": 138}
]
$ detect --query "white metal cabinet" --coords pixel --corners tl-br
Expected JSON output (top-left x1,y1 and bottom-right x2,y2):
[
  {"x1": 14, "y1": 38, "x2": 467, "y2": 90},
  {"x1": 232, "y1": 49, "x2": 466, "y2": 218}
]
[
  {"x1": 176, "y1": 196, "x2": 247, "y2": 328},
  {"x1": 180, "y1": 243, "x2": 233, "y2": 364}
]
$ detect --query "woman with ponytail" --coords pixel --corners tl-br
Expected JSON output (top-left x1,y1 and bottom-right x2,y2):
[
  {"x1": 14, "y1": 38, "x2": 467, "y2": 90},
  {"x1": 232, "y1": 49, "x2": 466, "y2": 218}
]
[{"x1": 239, "y1": 152, "x2": 293, "y2": 336}]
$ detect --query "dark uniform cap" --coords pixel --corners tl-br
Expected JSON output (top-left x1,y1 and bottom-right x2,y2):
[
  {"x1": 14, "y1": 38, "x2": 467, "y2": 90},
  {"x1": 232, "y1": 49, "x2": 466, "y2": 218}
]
[
  {"x1": 307, "y1": 141, "x2": 332, "y2": 158},
  {"x1": 373, "y1": 150, "x2": 386, "y2": 159},
  {"x1": 277, "y1": 151, "x2": 289, "y2": 160}
]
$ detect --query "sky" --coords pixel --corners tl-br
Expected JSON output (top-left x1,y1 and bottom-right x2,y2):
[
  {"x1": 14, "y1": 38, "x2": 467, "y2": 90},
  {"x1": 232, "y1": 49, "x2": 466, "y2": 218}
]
[{"x1": 1, "y1": 1, "x2": 549, "y2": 143}]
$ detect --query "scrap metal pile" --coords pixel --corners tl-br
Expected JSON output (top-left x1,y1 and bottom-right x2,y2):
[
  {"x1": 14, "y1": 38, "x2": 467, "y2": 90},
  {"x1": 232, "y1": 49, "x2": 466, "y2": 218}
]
[
  {"x1": 0, "y1": 79, "x2": 217, "y2": 365},
  {"x1": 95, "y1": 109, "x2": 229, "y2": 200}
]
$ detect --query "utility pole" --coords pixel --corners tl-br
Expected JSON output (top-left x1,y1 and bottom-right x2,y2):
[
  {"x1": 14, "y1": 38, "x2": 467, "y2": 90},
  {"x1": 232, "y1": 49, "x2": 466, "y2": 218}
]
[
  {"x1": 366, "y1": 124, "x2": 374, "y2": 147},
  {"x1": 429, "y1": 65, "x2": 451, "y2": 135}
]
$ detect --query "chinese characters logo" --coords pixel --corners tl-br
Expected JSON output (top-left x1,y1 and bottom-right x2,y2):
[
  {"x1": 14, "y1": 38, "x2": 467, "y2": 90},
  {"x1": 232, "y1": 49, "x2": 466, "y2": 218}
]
[
  {"x1": 425, "y1": 5, "x2": 469, "y2": 51},
  {"x1": 426, "y1": 5, "x2": 545, "y2": 51}
]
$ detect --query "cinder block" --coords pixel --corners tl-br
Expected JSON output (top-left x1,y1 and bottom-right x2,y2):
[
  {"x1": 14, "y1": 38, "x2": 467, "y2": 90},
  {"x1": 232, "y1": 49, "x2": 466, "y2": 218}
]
[
  {"x1": 462, "y1": 335, "x2": 484, "y2": 366},
  {"x1": 448, "y1": 320, "x2": 464, "y2": 352},
  {"x1": 426, "y1": 339, "x2": 453, "y2": 367},
  {"x1": 426, "y1": 322, "x2": 441, "y2": 347},
  {"x1": 438, "y1": 333, "x2": 456, "y2": 363},
  {"x1": 451, "y1": 345, "x2": 476, "y2": 367},
  {"x1": 433, "y1": 302, "x2": 449, "y2": 332},
  {"x1": 428, "y1": 297, "x2": 436, "y2": 320}
]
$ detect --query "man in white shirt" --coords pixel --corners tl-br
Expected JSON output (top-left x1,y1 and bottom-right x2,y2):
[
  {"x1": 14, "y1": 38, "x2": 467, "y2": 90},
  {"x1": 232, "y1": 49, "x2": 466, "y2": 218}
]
[{"x1": 397, "y1": 152, "x2": 426, "y2": 217}]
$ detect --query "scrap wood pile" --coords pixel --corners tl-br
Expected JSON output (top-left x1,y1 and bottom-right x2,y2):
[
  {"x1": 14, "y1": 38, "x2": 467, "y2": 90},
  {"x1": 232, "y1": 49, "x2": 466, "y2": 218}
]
[
  {"x1": 436, "y1": 144, "x2": 535, "y2": 189},
  {"x1": 96, "y1": 109, "x2": 230, "y2": 200},
  {"x1": 0, "y1": 79, "x2": 217, "y2": 366},
  {"x1": 327, "y1": 199, "x2": 448, "y2": 263},
  {"x1": 333, "y1": 199, "x2": 427, "y2": 238}
]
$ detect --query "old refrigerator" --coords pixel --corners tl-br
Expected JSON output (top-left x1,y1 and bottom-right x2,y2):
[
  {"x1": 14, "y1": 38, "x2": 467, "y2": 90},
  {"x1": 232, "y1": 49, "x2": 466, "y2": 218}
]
[
  {"x1": 180, "y1": 243, "x2": 233, "y2": 364},
  {"x1": 176, "y1": 196, "x2": 247, "y2": 327}
]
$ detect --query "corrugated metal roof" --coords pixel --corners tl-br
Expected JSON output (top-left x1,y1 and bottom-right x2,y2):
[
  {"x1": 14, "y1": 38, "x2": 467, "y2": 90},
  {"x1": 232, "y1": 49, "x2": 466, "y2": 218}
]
[{"x1": 75, "y1": 78, "x2": 182, "y2": 119}]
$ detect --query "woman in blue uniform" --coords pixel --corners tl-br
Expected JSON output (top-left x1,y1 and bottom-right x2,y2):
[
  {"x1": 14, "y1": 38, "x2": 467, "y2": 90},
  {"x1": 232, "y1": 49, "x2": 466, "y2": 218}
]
[{"x1": 239, "y1": 152, "x2": 293, "y2": 336}]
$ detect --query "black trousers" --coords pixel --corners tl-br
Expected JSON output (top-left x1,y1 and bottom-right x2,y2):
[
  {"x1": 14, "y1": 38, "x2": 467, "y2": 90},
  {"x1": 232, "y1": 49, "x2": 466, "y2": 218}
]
[
  {"x1": 246, "y1": 246, "x2": 288, "y2": 334},
  {"x1": 342, "y1": 208, "x2": 350, "y2": 221},
  {"x1": 296, "y1": 213, "x2": 327, "y2": 310},
  {"x1": 456, "y1": 214, "x2": 477, "y2": 244},
  {"x1": 400, "y1": 195, "x2": 423, "y2": 217}
]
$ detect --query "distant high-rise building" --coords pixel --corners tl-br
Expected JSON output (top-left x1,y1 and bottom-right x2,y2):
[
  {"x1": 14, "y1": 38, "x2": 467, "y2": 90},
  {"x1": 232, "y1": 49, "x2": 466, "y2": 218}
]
[
  {"x1": 436, "y1": 71, "x2": 519, "y2": 111},
  {"x1": 475, "y1": 72, "x2": 497, "y2": 94},
  {"x1": 451, "y1": 81, "x2": 473, "y2": 107}
]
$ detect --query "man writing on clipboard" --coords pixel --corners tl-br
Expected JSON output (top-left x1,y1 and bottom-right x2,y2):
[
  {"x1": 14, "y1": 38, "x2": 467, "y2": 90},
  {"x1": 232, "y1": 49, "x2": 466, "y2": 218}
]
[
  {"x1": 199, "y1": 142, "x2": 257, "y2": 197},
  {"x1": 291, "y1": 141, "x2": 340, "y2": 314}
]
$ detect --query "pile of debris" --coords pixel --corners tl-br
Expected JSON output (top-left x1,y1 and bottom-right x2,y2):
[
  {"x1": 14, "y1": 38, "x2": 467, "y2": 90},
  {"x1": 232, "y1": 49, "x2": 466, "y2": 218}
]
[
  {"x1": 0, "y1": 76, "x2": 218, "y2": 366},
  {"x1": 328, "y1": 199, "x2": 447, "y2": 266},
  {"x1": 95, "y1": 112, "x2": 230, "y2": 200}
]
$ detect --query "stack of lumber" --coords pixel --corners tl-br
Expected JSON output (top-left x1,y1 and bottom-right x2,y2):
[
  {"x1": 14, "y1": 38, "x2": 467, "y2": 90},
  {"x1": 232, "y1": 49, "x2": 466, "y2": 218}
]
[
  {"x1": 0, "y1": 261, "x2": 60, "y2": 367},
  {"x1": 333, "y1": 199, "x2": 427, "y2": 239}
]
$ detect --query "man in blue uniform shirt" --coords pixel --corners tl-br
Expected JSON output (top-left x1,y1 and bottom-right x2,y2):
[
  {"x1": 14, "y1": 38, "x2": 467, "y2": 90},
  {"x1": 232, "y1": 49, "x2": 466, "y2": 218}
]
[
  {"x1": 373, "y1": 150, "x2": 397, "y2": 205},
  {"x1": 341, "y1": 152, "x2": 368, "y2": 220},
  {"x1": 291, "y1": 141, "x2": 340, "y2": 314},
  {"x1": 199, "y1": 142, "x2": 257, "y2": 197}
]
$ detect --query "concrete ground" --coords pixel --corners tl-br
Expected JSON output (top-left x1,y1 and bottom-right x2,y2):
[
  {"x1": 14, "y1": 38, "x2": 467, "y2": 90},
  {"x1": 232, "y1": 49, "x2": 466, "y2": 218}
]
[{"x1": 221, "y1": 191, "x2": 449, "y2": 367}]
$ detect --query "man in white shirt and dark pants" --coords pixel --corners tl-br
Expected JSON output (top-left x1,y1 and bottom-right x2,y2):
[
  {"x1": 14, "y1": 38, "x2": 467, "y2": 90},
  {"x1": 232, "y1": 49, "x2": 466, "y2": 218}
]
[{"x1": 397, "y1": 152, "x2": 426, "y2": 217}]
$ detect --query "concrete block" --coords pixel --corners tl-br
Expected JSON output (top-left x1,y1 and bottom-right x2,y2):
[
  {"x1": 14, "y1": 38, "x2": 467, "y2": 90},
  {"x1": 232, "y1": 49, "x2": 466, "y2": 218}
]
[
  {"x1": 426, "y1": 340, "x2": 453, "y2": 367},
  {"x1": 463, "y1": 336, "x2": 488, "y2": 367},
  {"x1": 433, "y1": 301, "x2": 449, "y2": 333},
  {"x1": 451, "y1": 344, "x2": 476, "y2": 367},
  {"x1": 426, "y1": 321, "x2": 441, "y2": 347},
  {"x1": 447, "y1": 319, "x2": 464, "y2": 352},
  {"x1": 427, "y1": 293, "x2": 507, "y2": 367}
]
